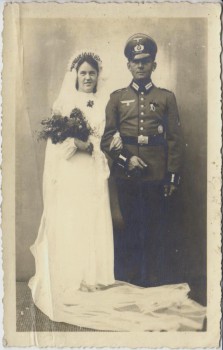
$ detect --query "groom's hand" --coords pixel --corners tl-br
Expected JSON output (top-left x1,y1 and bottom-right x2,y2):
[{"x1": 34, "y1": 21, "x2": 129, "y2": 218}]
[{"x1": 128, "y1": 156, "x2": 147, "y2": 171}]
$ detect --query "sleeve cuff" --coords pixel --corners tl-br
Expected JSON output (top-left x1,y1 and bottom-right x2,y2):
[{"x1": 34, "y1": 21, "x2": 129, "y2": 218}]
[
  {"x1": 165, "y1": 172, "x2": 181, "y2": 186},
  {"x1": 115, "y1": 150, "x2": 132, "y2": 170}
]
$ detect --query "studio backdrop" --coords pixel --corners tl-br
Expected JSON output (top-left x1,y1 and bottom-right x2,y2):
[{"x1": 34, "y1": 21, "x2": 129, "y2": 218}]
[{"x1": 15, "y1": 17, "x2": 207, "y2": 304}]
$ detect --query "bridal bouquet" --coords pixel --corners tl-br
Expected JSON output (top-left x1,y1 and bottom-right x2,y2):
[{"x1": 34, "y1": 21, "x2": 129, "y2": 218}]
[{"x1": 38, "y1": 108, "x2": 95, "y2": 145}]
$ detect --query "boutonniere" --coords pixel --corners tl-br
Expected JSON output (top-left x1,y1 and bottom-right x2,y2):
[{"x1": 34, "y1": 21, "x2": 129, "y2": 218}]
[{"x1": 87, "y1": 100, "x2": 94, "y2": 108}]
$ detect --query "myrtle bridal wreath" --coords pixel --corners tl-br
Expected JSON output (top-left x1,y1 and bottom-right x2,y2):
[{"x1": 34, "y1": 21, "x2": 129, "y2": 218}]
[{"x1": 29, "y1": 51, "x2": 206, "y2": 331}]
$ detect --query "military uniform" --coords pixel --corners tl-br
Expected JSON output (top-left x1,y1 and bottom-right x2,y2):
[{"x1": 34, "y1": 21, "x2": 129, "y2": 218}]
[
  {"x1": 101, "y1": 80, "x2": 183, "y2": 183},
  {"x1": 101, "y1": 34, "x2": 184, "y2": 287}
]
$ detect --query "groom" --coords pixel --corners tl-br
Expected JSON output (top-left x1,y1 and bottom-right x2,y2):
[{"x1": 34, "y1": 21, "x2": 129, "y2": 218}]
[{"x1": 101, "y1": 34, "x2": 184, "y2": 287}]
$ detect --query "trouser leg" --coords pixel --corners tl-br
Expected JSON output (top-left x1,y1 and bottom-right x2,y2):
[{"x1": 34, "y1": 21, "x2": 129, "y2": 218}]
[
  {"x1": 140, "y1": 182, "x2": 167, "y2": 286},
  {"x1": 116, "y1": 180, "x2": 144, "y2": 284},
  {"x1": 116, "y1": 179, "x2": 167, "y2": 286}
]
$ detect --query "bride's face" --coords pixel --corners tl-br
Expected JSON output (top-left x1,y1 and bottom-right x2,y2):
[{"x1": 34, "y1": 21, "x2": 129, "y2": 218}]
[{"x1": 77, "y1": 61, "x2": 98, "y2": 93}]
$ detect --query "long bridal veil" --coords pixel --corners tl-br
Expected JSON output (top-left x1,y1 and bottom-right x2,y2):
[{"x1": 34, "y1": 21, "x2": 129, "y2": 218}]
[{"x1": 30, "y1": 277, "x2": 206, "y2": 331}]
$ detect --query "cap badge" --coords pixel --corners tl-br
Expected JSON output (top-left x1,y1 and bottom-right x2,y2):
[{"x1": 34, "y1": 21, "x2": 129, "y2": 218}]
[
  {"x1": 134, "y1": 44, "x2": 144, "y2": 52},
  {"x1": 133, "y1": 37, "x2": 142, "y2": 43}
]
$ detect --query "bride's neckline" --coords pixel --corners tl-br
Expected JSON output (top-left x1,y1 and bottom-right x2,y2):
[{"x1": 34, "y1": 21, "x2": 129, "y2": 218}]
[{"x1": 77, "y1": 91, "x2": 95, "y2": 98}]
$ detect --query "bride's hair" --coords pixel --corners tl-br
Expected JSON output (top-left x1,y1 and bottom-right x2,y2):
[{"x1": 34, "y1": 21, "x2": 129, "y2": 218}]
[
  {"x1": 70, "y1": 52, "x2": 102, "y2": 72},
  {"x1": 76, "y1": 56, "x2": 99, "y2": 73}
]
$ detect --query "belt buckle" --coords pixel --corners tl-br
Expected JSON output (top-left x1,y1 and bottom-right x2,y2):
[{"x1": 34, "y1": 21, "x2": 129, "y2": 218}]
[{"x1": 138, "y1": 135, "x2": 149, "y2": 145}]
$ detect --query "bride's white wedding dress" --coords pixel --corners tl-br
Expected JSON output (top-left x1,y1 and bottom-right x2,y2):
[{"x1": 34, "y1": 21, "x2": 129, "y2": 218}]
[{"x1": 29, "y1": 91, "x2": 205, "y2": 332}]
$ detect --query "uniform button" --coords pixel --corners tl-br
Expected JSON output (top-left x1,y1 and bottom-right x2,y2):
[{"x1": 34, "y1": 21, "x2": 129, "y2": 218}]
[
  {"x1": 158, "y1": 125, "x2": 164, "y2": 134},
  {"x1": 140, "y1": 105, "x2": 144, "y2": 108},
  {"x1": 141, "y1": 112, "x2": 144, "y2": 115},
  {"x1": 140, "y1": 98, "x2": 144, "y2": 101},
  {"x1": 140, "y1": 127, "x2": 144, "y2": 131},
  {"x1": 141, "y1": 92, "x2": 144, "y2": 95},
  {"x1": 140, "y1": 120, "x2": 144, "y2": 123}
]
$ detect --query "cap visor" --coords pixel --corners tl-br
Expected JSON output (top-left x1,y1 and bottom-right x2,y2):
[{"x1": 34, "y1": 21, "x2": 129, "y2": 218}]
[{"x1": 132, "y1": 53, "x2": 151, "y2": 60}]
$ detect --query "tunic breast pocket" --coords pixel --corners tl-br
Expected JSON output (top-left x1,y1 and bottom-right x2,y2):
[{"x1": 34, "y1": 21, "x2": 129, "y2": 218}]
[
  {"x1": 148, "y1": 101, "x2": 165, "y2": 116},
  {"x1": 119, "y1": 100, "x2": 137, "y2": 122},
  {"x1": 147, "y1": 102, "x2": 167, "y2": 128}
]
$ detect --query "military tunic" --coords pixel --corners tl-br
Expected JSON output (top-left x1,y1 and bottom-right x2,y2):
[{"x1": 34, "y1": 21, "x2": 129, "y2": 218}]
[
  {"x1": 101, "y1": 80, "x2": 183, "y2": 183},
  {"x1": 101, "y1": 80, "x2": 184, "y2": 287}
]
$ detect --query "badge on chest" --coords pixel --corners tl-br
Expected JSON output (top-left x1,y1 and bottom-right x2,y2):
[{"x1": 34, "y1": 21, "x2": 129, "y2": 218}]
[
  {"x1": 149, "y1": 102, "x2": 159, "y2": 112},
  {"x1": 121, "y1": 100, "x2": 135, "y2": 107}
]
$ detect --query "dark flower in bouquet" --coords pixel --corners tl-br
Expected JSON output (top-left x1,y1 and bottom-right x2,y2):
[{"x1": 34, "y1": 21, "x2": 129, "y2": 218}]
[{"x1": 38, "y1": 108, "x2": 95, "y2": 152}]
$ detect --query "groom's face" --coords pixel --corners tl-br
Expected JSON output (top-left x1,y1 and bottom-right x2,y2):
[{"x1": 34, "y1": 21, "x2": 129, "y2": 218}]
[{"x1": 127, "y1": 57, "x2": 156, "y2": 81}]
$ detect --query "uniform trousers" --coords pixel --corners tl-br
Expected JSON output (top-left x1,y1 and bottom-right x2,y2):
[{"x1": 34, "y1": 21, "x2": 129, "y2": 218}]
[{"x1": 115, "y1": 178, "x2": 169, "y2": 287}]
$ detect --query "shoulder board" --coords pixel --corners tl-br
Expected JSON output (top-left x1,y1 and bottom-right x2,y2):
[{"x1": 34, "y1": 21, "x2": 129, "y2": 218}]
[
  {"x1": 158, "y1": 87, "x2": 173, "y2": 94},
  {"x1": 111, "y1": 87, "x2": 128, "y2": 95}
]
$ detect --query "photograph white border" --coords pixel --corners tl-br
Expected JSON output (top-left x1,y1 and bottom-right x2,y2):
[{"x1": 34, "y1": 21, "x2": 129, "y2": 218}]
[{"x1": 2, "y1": 2, "x2": 221, "y2": 347}]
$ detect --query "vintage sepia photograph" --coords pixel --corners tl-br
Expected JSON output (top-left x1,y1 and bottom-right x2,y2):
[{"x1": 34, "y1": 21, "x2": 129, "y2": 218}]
[{"x1": 3, "y1": 2, "x2": 221, "y2": 347}]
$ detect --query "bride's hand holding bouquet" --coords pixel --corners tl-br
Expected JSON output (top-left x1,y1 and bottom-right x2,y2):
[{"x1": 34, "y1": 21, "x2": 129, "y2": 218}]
[
  {"x1": 73, "y1": 138, "x2": 93, "y2": 154},
  {"x1": 38, "y1": 107, "x2": 95, "y2": 155}
]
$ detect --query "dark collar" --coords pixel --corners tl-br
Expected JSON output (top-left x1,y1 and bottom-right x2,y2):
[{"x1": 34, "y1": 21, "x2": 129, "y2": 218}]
[{"x1": 130, "y1": 80, "x2": 153, "y2": 93}]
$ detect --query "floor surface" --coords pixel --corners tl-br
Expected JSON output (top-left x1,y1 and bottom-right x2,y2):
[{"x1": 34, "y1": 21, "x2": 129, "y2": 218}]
[{"x1": 16, "y1": 282, "x2": 99, "y2": 332}]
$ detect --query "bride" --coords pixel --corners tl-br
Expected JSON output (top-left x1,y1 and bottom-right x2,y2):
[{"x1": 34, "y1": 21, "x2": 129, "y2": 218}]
[
  {"x1": 29, "y1": 52, "x2": 119, "y2": 293},
  {"x1": 29, "y1": 51, "x2": 205, "y2": 331}
]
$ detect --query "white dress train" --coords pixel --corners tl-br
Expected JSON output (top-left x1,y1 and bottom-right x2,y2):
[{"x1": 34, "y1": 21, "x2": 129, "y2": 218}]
[{"x1": 29, "y1": 91, "x2": 206, "y2": 331}]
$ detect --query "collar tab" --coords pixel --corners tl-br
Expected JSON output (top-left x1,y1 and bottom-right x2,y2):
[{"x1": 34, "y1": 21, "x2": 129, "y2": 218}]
[
  {"x1": 132, "y1": 81, "x2": 139, "y2": 91},
  {"x1": 130, "y1": 80, "x2": 153, "y2": 93}
]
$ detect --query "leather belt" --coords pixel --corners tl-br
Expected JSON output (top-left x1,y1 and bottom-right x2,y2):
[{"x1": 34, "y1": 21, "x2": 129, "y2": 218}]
[{"x1": 122, "y1": 134, "x2": 165, "y2": 146}]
